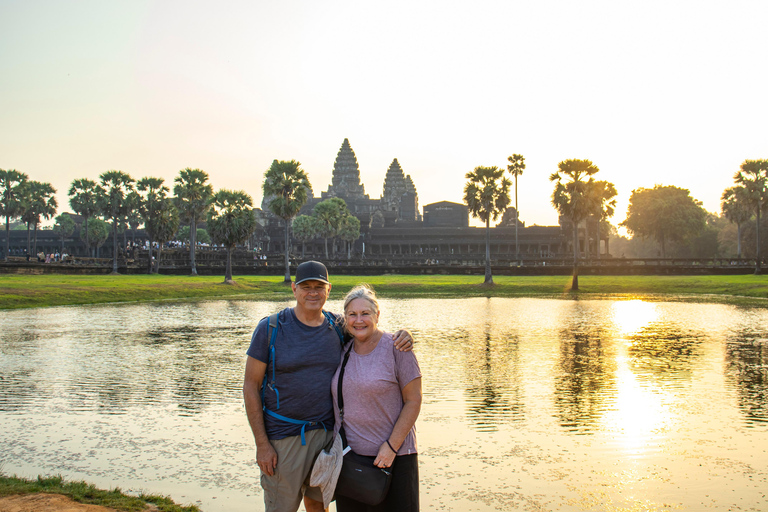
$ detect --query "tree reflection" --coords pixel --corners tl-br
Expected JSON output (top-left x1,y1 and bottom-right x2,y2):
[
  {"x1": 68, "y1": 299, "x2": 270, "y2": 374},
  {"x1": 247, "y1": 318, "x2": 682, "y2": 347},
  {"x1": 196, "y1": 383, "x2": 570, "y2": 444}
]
[
  {"x1": 463, "y1": 302, "x2": 524, "y2": 432},
  {"x1": 725, "y1": 329, "x2": 768, "y2": 425},
  {"x1": 554, "y1": 305, "x2": 615, "y2": 434},
  {"x1": 625, "y1": 322, "x2": 703, "y2": 385}
]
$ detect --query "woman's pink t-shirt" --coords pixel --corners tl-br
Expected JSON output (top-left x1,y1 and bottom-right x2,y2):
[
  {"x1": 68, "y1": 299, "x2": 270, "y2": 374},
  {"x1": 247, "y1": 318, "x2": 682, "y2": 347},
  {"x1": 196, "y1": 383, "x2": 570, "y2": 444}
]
[{"x1": 331, "y1": 332, "x2": 421, "y2": 457}]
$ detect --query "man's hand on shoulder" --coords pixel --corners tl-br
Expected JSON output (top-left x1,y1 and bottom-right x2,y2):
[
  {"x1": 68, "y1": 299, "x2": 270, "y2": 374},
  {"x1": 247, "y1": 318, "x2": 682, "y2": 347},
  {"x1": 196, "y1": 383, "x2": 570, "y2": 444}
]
[{"x1": 392, "y1": 330, "x2": 414, "y2": 352}]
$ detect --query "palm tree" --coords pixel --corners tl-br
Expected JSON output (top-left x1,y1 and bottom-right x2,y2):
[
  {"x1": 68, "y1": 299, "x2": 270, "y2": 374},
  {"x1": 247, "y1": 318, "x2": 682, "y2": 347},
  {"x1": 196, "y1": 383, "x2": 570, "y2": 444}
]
[
  {"x1": 463, "y1": 166, "x2": 511, "y2": 285},
  {"x1": 68, "y1": 178, "x2": 102, "y2": 257},
  {"x1": 147, "y1": 198, "x2": 180, "y2": 274},
  {"x1": 1, "y1": 169, "x2": 29, "y2": 261},
  {"x1": 338, "y1": 214, "x2": 361, "y2": 259},
  {"x1": 99, "y1": 170, "x2": 135, "y2": 274},
  {"x1": 292, "y1": 214, "x2": 318, "y2": 258},
  {"x1": 313, "y1": 198, "x2": 347, "y2": 258},
  {"x1": 124, "y1": 190, "x2": 142, "y2": 255},
  {"x1": 53, "y1": 214, "x2": 76, "y2": 255},
  {"x1": 262, "y1": 160, "x2": 312, "y2": 282},
  {"x1": 174, "y1": 168, "x2": 213, "y2": 276},
  {"x1": 550, "y1": 159, "x2": 600, "y2": 291},
  {"x1": 137, "y1": 177, "x2": 169, "y2": 273},
  {"x1": 207, "y1": 189, "x2": 258, "y2": 284},
  {"x1": 34, "y1": 182, "x2": 58, "y2": 255},
  {"x1": 586, "y1": 180, "x2": 617, "y2": 261},
  {"x1": 734, "y1": 159, "x2": 768, "y2": 274},
  {"x1": 506, "y1": 154, "x2": 526, "y2": 259},
  {"x1": 721, "y1": 185, "x2": 752, "y2": 258},
  {"x1": 20, "y1": 181, "x2": 57, "y2": 257}
]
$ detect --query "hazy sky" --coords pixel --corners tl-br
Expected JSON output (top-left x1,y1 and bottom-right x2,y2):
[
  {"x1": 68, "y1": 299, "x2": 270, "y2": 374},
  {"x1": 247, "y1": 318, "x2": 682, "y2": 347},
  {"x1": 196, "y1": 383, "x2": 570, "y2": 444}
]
[{"x1": 2, "y1": 0, "x2": 767, "y2": 229}]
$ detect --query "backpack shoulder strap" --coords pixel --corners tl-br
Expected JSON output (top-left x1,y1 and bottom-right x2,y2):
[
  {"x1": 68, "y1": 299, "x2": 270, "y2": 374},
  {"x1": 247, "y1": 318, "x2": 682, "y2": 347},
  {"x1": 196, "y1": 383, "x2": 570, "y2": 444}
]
[
  {"x1": 322, "y1": 310, "x2": 345, "y2": 346},
  {"x1": 262, "y1": 312, "x2": 281, "y2": 408}
]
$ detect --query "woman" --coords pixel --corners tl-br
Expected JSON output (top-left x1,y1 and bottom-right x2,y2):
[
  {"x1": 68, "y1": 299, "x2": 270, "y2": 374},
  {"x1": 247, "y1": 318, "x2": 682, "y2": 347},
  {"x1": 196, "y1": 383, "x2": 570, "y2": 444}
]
[{"x1": 331, "y1": 284, "x2": 422, "y2": 512}]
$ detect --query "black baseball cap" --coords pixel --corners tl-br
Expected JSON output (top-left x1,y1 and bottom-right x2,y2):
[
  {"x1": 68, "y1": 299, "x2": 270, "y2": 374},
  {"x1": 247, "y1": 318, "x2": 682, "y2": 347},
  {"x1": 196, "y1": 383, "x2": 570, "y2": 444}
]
[{"x1": 295, "y1": 261, "x2": 330, "y2": 285}]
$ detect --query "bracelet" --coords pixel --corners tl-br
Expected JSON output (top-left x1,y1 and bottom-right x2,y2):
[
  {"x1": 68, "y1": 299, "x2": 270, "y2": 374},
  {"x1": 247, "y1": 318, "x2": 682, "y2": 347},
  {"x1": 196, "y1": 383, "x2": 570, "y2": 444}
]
[{"x1": 386, "y1": 439, "x2": 397, "y2": 453}]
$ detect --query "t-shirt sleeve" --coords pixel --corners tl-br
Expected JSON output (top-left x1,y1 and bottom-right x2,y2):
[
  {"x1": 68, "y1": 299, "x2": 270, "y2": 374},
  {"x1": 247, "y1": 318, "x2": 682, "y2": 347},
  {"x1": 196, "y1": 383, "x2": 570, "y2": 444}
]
[
  {"x1": 393, "y1": 346, "x2": 422, "y2": 390},
  {"x1": 246, "y1": 316, "x2": 270, "y2": 363}
]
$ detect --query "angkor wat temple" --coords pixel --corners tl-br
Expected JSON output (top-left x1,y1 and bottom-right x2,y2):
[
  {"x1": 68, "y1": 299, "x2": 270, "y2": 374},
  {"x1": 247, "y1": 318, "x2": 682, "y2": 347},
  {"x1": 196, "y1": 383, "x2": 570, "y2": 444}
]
[{"x1": 258, "y1": 138, "x2": 579, "y2": 262}]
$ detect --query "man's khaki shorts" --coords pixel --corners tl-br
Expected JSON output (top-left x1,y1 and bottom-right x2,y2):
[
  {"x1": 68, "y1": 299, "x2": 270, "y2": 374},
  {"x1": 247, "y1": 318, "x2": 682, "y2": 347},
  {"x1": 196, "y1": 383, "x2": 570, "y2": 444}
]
[{"x1": 261, "y1": 428, "x2": 333, "y2": 512}]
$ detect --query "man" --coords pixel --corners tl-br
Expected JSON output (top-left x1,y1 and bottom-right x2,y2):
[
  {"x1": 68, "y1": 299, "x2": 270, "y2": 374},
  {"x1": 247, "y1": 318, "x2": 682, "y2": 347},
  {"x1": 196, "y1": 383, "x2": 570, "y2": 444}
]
[{"x1": 243, "y1": 261, "x2": 412, "y2": 512}]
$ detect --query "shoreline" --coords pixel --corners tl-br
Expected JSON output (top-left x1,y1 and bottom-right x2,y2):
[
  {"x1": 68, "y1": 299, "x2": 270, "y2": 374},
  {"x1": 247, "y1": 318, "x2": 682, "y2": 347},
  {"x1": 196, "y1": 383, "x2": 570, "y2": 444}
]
[
  {"x1": 3, "y1": 274, "x2": 768, "y2": 310},
  {"x1": 0, "y1": 475, "x2": 199, "y2": 512}
]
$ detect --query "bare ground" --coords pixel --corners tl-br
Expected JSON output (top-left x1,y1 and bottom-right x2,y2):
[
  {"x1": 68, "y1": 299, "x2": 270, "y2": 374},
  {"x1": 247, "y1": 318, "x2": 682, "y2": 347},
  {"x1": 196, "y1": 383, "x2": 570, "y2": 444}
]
[{"x1": 0, "y1": 494, "x2": 158, "y2": 512}]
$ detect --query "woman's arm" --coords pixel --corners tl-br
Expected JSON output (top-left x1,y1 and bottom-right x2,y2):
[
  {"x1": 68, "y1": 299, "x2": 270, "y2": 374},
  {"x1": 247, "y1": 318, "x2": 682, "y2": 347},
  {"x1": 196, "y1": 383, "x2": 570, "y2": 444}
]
[{"x1": 373, "y1": 377, "x2": 422, "y2": 469}]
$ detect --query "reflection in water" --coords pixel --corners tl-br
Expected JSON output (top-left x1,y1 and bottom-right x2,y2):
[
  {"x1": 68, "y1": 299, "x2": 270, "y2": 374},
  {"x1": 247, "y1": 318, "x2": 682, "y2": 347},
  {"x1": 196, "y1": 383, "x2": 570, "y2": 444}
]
[
  {"x1": 463, "y1": 302, "x2": 525, "y2": 431},
  {"x1": 725, "y1": 323, "x2": 768, "y2": 425},
  {"x1": 2, "y1": 298, "x2": 768, "y2": 512},
  {"x1": 626, "y1": 322, "x2": 704, "y2": 384},
  {"x1": 554, "y1": 303, "x2": 616, "y2": 434}
]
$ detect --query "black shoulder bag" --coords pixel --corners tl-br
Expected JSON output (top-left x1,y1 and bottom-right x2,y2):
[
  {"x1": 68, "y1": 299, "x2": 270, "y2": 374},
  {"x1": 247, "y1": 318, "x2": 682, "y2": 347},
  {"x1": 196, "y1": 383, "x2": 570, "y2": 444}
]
[{"x1": 334, "y1": 343, "x2": 394, "y2": 506}]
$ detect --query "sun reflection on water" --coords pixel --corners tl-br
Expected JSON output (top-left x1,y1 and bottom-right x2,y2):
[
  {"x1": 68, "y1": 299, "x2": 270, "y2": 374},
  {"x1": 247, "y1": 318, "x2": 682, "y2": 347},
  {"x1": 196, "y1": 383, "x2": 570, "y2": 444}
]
[{"x1": 612, "y1": 300, "x2": 658, "y2": 336}]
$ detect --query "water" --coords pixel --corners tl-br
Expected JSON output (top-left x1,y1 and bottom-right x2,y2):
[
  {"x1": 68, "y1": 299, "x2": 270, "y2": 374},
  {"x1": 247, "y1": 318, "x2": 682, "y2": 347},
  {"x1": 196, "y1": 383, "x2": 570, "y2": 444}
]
[{"x1": 1, "y1": 298, "x2": 767, "y2": 511}]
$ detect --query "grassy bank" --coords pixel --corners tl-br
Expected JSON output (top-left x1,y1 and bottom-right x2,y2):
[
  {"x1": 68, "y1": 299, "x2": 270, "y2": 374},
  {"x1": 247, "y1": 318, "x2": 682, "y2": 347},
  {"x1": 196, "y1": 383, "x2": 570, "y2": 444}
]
[
  {"x1": 3, "y1": 273, "x2": 768, "y2": 309},
  {"x1": 0, "y1": 474, "x2": 200, "y2": 511}
]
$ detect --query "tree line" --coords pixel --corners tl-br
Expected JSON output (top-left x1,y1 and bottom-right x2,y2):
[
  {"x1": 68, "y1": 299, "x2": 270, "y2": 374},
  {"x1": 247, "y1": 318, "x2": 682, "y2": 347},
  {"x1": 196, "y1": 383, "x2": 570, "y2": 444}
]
[
  {"x1": 0, "y1": 160, "x2": 360, "y2": 284},
  {"x1": 462, "y1": 156, "x2": 768, "y2": 288},
  {"x1": 2, "y1": 156, "x2": 768, "y2": 285}
]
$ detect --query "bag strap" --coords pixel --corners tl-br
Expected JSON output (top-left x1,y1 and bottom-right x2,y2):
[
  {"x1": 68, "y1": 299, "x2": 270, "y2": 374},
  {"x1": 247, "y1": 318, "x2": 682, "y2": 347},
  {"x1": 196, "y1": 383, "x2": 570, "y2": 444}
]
[{"x1": 337, "y1": 342, "x2": 354, "y2": 447}]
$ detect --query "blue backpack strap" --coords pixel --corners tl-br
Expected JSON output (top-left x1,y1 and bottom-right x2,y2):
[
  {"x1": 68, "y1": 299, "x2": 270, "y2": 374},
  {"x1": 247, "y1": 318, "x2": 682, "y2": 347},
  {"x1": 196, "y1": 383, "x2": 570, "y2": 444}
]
[
  {"x1": 322, "y1": 310, "x2": 345, "y2": 346},
  {"x1": 261, "y1": 312, "x2": 280, "y2": 409},
  {"x1": 263, "y1": 409, "x2": 327, "y2": 446}
]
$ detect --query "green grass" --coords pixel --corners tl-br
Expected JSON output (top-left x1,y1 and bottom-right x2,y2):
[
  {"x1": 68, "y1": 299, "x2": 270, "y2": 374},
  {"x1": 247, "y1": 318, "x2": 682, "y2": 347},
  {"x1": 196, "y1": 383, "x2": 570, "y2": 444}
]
[
  {"x1": 0, "y1": 474, "x2": 200, "y2": 511},
  {"x1": 3, "y1": 273, "x2": 768, "y2": 309}
]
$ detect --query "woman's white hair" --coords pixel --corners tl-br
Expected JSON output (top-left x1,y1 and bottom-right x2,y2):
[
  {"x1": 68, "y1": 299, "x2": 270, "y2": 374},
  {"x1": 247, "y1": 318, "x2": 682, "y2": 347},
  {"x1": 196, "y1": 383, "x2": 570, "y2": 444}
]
[{"x1": 342, "y1": 283, "x2": 380, "y2": 318}]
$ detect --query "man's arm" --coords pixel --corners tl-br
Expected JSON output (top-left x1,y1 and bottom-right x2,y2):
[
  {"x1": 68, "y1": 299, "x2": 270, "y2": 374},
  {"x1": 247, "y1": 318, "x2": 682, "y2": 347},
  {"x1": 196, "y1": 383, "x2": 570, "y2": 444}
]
[
  {"x1": 392, "y1": 329, "x2": 414, "y2": 351},
  {"x1": 243, "y1": 355, "x2": 278, "y2": 476}
]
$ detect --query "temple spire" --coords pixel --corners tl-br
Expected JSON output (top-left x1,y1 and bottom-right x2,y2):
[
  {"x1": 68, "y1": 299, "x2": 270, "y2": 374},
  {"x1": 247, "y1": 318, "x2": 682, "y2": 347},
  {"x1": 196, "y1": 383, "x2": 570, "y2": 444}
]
[{"x1": 326, "y1": 138, "x2": 367, "y2": 199}]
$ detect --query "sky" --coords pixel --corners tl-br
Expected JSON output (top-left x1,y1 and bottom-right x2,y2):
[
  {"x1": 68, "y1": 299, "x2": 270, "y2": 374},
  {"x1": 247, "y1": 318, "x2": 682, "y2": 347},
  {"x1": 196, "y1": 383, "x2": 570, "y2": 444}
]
[{"x1": 1, "y1": 0, "x2": 767, "y2": 229}]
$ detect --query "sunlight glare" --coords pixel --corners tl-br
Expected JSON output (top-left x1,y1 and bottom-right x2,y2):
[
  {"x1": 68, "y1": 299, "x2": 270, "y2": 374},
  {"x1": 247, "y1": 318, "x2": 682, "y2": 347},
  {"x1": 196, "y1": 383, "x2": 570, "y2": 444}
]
[{"x1": 612, "y1": 300, "x2": 658, "y2": 336}]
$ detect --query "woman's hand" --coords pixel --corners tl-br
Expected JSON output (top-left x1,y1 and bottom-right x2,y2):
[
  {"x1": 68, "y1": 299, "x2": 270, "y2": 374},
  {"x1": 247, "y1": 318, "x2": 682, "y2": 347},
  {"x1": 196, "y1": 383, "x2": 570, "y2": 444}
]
[{"x1": 373, "y1": 441, "x2": 397, "y2": 469}]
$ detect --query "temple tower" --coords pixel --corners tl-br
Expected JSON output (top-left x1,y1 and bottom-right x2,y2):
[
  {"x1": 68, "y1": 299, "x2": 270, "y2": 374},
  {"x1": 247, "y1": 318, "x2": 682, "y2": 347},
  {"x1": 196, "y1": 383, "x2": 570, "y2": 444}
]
[
  {"x1": 381, "y1": 158, "x2": 420, "y2": 222},
  {"x1": 324, "y1": 138, "x2": 368, "y2": 200}
]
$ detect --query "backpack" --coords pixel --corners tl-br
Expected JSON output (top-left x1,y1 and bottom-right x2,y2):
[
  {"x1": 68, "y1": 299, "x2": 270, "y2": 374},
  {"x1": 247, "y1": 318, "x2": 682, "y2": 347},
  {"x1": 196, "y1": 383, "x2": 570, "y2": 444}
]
[{"x1": 261, "y1": 309, "x2": 345, "y2": 445}]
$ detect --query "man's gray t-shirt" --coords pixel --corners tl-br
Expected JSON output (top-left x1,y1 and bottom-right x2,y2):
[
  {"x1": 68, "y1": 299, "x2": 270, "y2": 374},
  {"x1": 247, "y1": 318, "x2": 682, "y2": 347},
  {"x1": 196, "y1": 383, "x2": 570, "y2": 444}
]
[{"x1": 247, "y1": 308, "x2": 344, "y2": 440}]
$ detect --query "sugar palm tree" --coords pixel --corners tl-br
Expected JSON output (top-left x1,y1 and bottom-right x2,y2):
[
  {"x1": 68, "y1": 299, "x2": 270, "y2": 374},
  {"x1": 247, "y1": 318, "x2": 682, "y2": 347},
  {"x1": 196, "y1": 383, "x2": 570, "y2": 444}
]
[
  {"x1": 1, "y1": 169, "x2": 29, "y2": 261},
  {"x1": 550, "y1": 159, "x2": 600, "y2": 291},
  {"x1": 21, "y1": 181, "x2": 57, "y2": 256},
  {"x1": 734, "y1": 159, "x2": 768, "y2": 274},
  {"x1": 313, "y1": 198, "x2": 347, "y2": 258},
  {"x1": 99, "y1": 170, "x2": 135, "y2": 274},
  {"x1": 506, "y1": 154, "x2": 526, "y2": 259},
  {"x1": 137, "y1": 177, "x2": 169, "y2": 273},
  {"x1": 174, "y1": 168, "x2": 213, "y2": 275},
  {"x1": 68, "y1": 178, "x2": 102, "y2": 257},
  {"x1": 338, "y1": 214, "x2": 361, "y2": 259},
  {"x1": 147, "y1": 198, "x2": 179, "y2": 273},
  {"x1": 207, "y1": 189, "x2": 258, "y2": 284},
  {"x1": 124, "y1": 191, "x2": 142, "y2": 254},
  {"x1": 262, "y1": 160, "x2": 312, "y2": 282},
  {"x1": 463, "y1": 166, "x2": 511, "y2": 285},
  {"x1": 721, "y1": 185, "x2": 752, "y2": 258}
]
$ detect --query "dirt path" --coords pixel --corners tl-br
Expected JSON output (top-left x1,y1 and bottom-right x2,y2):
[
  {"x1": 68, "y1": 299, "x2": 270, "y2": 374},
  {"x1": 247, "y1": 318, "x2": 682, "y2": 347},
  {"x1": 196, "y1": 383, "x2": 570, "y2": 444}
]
[{"x1": 0, "y1": 493, "x2": 157, "y2": 512}]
